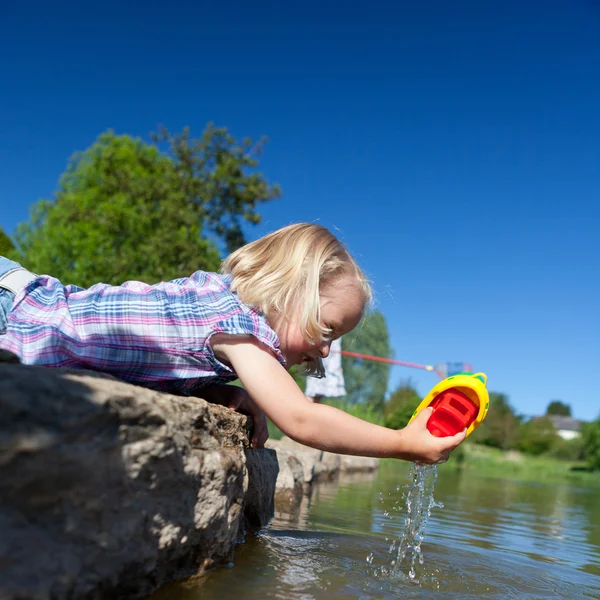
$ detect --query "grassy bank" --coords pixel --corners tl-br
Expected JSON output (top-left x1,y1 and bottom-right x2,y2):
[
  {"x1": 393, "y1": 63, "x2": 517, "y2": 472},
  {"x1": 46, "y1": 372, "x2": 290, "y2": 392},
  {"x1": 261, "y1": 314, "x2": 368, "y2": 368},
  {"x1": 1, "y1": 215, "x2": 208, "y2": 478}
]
[{"x1": 444, "y1": 443, "x2": 600, "y2": 487}]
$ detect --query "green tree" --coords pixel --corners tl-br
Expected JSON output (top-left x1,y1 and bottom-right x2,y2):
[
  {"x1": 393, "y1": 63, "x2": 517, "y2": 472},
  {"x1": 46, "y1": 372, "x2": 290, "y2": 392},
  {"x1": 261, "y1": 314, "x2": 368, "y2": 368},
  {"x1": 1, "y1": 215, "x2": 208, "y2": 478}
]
[
  {"x1": 581, "y1": 417, "x2": 600, "y2": 471},
  {"x1": 517, "y1": 416, "x2": 559, "y2": 456},
  {"x1": 341, "y1": 310, "x2": 392, "y2": 411},
  {"x1": 548, "y1": 436, "x2": 585, "y2": 462},
  {"x1": 470, "y1": 392, "x2": 521, "y2": 450},
  {"x1": 384, "y1": 381, "x2": 421, "y2": 430},
  {"x1": 0, "y1": 227, "x2": 15, "y2": 256},
  {"x1": 545, "y1": 400, "x2": 572, "y2": 417},
  {"x1": 14, "y1": 125, "x2": 280, "y2": 287}
]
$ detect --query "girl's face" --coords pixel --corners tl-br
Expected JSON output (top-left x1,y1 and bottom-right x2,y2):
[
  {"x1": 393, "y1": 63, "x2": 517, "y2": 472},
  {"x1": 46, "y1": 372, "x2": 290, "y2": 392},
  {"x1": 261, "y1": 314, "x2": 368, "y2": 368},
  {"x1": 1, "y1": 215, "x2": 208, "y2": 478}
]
[{"x1": 277, "y1": 274, "x2": 365, "y2": 368}]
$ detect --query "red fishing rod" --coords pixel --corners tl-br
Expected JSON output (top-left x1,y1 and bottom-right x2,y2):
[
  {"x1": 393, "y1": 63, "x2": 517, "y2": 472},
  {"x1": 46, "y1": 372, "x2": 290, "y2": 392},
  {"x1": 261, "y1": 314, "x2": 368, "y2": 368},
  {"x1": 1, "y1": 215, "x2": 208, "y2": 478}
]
[
  {"x1": 339, "y1": 350, "x2": 434, "y2": 372},
  {"x1": 334, "y1": 349, "x2": 472, "y2": 379}
]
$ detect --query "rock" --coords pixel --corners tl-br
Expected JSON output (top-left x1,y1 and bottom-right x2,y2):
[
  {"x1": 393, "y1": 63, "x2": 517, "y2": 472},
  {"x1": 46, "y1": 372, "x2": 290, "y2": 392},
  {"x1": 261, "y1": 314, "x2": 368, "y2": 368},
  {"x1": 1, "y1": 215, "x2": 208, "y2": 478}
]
[
  {"x1": 0, "y1": 363, "x2": 277, "y2": 600},
  {"x1": 339, "y1": 454, "x2": 380, "y2": 473},
  {"x1": 267, "y1": 437, "x2": 339, "y2": 491},
  {"x1": 242, "y1": 448, "x2": 279, "y2": 532},
  {"x1": 266, "y1": 436, "x2": 379, "y2": 494},
  {"x1": 270, "y1": 449, "x2": 304, "y2": 504}
]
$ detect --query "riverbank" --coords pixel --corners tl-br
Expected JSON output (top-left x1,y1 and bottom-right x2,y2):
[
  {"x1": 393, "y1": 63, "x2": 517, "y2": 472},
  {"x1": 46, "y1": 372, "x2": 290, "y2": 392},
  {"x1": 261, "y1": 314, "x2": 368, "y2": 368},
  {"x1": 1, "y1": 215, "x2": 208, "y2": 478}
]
[{"x1": 440, "y1": 442, "x2": 600, "y2": 486}]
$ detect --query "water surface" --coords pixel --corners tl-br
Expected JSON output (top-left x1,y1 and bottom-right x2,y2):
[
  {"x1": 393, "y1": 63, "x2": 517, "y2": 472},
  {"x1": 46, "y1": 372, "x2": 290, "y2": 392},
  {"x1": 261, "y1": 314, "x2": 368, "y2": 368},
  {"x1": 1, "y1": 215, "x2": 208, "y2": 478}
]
[{"x1": 148, "y1": 462, "x2": 600, "y2": 599}]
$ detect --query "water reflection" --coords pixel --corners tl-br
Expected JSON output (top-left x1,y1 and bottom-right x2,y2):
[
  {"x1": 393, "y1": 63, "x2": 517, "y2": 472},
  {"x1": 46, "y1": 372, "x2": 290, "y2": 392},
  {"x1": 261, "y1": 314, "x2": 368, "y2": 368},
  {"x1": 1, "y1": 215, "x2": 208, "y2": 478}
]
[
  {"x1": 428, "y1": 470, "x2": 600, "y2": 580},
  {"x1": 147, "y1": 463, "x2": 600, "y2": 600}
]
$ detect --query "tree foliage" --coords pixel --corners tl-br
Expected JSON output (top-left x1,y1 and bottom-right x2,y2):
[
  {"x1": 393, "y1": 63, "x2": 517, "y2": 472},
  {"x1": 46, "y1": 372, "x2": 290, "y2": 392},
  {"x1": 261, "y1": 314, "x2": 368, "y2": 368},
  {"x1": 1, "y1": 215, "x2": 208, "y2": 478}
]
[
  {"x1": 581, "y1": 417, "x2": 600, "y2": 471},
  {"x1": 517, "y1": 416, "x2": 560, "y2": 456},
  {"x1": 548, "y1": 436, "x2": 585, "y2": 461},
  {"x1": 13, "y1": 125, "x2": 280, "y2": 287},
  {"x1": 470, "y1": 392, "x2": 521, "y2": 450},
  {"x1": 0, "y1": 227, "x2": 15, "y2": 256},
  {"x1": 341, "y1": 310, "x2": 392, "y2": 411},
  {"x1": 545, "y1": 400, "x2": 572, "y2": 417},
  {"x1": 383, "y1": 382, "x2": 421, "y2": 430}
]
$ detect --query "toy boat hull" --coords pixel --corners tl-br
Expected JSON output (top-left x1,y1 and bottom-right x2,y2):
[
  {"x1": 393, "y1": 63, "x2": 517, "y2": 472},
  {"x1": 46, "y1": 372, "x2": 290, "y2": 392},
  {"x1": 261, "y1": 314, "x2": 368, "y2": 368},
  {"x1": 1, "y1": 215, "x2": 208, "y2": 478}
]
[{"x1": 408, "y1": 372, "x2": 489, "y2": 438}]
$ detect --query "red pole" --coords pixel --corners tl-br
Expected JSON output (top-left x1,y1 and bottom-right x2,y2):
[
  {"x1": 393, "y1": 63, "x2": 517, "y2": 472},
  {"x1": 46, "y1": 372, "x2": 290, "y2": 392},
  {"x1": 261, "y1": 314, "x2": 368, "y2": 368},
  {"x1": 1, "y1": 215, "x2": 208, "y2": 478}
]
[{"x1": 338, "y1": 350, "x2": 434, "y2": 372}]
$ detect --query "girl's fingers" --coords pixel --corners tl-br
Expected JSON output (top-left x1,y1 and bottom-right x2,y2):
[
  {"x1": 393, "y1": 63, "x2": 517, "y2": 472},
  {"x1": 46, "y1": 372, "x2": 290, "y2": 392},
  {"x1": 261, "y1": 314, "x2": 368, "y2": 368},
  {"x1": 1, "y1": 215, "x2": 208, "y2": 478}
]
[
  {"x1": 412, "y1": 406, "x2": 434, "y2": 428},
  {"x1": 445, "y1": 428, "x2": 467, "y2": 447},
  {"x1": 251, "y1": 419, "x2": 268, "y2": 448}
]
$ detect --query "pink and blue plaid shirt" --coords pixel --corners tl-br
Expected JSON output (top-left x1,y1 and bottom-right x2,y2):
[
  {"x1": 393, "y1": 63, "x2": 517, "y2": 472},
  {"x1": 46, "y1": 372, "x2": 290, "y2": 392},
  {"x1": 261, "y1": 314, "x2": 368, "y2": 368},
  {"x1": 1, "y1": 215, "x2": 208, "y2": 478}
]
[{"x1": 0, "y1": 270, "x2": 285, "y2": 395}]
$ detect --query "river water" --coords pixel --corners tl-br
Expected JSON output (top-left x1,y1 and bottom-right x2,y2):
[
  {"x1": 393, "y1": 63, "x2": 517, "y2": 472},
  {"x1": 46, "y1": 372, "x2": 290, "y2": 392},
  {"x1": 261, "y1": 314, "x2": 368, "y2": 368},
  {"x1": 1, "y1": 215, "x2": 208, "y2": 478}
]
[{"x1": 148, "y1": 461, "x2": 600, "y2": 599}]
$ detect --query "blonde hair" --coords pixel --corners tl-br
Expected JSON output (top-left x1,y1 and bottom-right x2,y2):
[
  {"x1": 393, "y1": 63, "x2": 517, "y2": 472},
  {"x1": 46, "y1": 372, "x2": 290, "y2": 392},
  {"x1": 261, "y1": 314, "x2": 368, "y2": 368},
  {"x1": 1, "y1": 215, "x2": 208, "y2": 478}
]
[{"x1": 221, "y1": 223, "x2": 372, "y2": 345}]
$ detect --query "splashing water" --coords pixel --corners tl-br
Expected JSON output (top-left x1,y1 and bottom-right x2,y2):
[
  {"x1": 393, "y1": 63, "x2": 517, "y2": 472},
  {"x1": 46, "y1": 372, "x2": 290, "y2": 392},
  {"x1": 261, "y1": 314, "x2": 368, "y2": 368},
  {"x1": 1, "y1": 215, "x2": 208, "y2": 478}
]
[
  {"x1": 394, "y1": 463, "x2": 443, "y2": 579},
  {"x1": 370, "y1": 463, "x2": 443, "y2": 583}
]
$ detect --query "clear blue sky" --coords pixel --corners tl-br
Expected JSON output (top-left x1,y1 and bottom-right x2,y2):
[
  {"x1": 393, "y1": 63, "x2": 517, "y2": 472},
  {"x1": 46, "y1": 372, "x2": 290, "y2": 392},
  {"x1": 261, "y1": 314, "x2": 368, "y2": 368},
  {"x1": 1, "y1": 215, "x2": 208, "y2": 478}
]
[{"x1": 1, "y1": 0, "x2": 598, "y2": 420}]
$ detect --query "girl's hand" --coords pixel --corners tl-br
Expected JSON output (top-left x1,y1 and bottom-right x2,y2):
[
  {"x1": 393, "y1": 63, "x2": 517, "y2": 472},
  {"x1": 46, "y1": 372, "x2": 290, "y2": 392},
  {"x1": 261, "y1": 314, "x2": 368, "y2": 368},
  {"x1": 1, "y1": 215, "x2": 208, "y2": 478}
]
[
  {"x1": 225, "y1": 387, "x2": 269, "y2": 449},
  {"x1": 397, "y1": 407, "x2": 467, "y2": 464}
]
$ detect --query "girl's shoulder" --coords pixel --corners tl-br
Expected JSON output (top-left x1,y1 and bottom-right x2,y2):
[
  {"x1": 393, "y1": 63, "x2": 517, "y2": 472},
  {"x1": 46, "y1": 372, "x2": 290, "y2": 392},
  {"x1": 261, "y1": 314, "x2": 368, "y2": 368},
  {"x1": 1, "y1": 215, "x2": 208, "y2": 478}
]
[
  {"x1": 181, "y1": 270, "x2": 258, "y2": 321},
  {"x1": 182, "y1": 270, "x2": 238, "y2": 304},
  {"x1": 187, "y1": 270, "x2": 232, "y2": 292}
]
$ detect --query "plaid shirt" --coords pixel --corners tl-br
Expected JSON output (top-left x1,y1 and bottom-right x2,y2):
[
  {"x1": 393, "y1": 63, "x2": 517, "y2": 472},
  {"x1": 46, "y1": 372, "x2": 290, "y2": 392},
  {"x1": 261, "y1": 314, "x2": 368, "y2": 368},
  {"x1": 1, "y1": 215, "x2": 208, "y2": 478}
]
[{"x1": 1, "y1": 270, "x2": 285, "y2": 395}]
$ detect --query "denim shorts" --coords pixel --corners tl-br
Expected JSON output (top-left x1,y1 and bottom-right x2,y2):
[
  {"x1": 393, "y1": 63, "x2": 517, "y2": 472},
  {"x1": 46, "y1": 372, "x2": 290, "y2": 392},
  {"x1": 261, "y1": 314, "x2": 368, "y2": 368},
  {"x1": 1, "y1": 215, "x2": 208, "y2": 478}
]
[{"x1": 0, "y1": 256, "x2": 24, "y2": 335}]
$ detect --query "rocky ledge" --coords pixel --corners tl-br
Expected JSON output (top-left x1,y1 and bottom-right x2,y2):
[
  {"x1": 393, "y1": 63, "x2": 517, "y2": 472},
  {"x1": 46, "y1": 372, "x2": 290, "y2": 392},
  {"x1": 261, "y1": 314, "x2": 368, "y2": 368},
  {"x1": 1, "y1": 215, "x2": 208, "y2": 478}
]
[{"x1": 0, "y1": 362, "x2": 378, "y2": 600}]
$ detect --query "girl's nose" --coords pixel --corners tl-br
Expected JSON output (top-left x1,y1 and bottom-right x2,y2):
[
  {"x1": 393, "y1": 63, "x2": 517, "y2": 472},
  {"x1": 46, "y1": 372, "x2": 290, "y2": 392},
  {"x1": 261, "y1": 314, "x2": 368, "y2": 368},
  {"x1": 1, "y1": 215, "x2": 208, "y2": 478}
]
[{"x1": 319, "y1": 342, "x2": 331, "y2": 359}]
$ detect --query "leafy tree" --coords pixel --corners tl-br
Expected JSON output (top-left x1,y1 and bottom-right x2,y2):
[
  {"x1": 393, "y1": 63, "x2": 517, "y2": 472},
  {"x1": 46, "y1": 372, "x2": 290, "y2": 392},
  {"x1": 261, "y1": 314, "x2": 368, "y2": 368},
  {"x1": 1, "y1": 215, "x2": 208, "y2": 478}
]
[
  {"x1": 470, "y1": 392, "x2": 521, "y2": 450},
  {"x1": 545, "y1": 400, "x2": 572, "y2": 417},
  {"x1": 341, "y1": 310, "x2": 392, "y2": 411},
  {"x1": 517, "y1": 416, "x2": 559, "y2": 456},
  {"x1": 14, "y1": 125, "x2": 280, "y2": 287},
  {"x1": 0, "y1": 227, "x2": 14, "y2": 256},
  {"x1": 384, "y1": 381, "x2": 421, "y2": 430},
  {"x1": 581, "y1": 417, "x2": 600, "y2": 471},
  {"x1": 548, "y1": 436, "x2": 585, "y2": 462}
]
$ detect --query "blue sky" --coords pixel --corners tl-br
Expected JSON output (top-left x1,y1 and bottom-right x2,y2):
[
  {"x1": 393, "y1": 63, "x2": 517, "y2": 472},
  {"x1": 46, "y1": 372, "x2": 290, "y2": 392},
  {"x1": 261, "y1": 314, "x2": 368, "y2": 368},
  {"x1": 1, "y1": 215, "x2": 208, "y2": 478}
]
[{"x1": 1, "y1": 0, "x2": 598, "y2": 420}]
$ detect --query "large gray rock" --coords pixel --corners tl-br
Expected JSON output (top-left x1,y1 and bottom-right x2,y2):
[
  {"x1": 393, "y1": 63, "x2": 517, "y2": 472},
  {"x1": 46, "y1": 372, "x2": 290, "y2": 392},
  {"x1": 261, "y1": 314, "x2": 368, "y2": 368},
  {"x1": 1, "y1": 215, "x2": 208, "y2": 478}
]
[
  {"x1": 267, "y1": 436, "x2": 379, "y2": 493},
  {"x1": 0, "y1": 363, "x2": 278, "y2": 600},
  {"x1": 267, "y1": 437, "x2": 341, "y2": 490}
]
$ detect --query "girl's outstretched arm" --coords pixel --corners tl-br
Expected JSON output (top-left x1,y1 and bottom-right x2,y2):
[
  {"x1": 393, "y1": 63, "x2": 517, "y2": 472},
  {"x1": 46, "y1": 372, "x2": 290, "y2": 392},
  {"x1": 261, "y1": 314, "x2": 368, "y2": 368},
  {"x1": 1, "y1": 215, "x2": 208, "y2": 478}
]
[{"x1": 211, "y1": 336, "x2": 465, "y2": 463}]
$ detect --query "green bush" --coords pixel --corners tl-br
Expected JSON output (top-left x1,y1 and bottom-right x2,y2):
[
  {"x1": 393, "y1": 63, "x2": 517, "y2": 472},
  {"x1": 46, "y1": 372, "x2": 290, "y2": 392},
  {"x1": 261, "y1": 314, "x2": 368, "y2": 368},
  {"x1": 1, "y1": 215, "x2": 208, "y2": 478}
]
[
  {"x1": 470, "y1": 392, "x2": 521, "y2": 450},
  {"x1": 0, "y1": 227, "x2": 14, "y2": 256},
  {"x1": 548, "y1": 436, "x2": 585, "y2": 461},
  {"x1": 383, "y1": 383, "x2": 421, "y2": 430},
  {"x1": 518, "y1": 416, "x2": 560, "y2": 456},
  {"x1": 582, "y1": 418, "x2": 600, "y2": 471}
]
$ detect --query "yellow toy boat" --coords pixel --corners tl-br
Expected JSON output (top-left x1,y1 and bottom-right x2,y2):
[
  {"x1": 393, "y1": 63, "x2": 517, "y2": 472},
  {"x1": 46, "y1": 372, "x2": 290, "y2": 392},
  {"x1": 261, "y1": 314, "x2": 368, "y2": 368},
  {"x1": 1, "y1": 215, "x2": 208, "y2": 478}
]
[{"x1": 408, "y1": 372, "x2": 489, "y2": 438}]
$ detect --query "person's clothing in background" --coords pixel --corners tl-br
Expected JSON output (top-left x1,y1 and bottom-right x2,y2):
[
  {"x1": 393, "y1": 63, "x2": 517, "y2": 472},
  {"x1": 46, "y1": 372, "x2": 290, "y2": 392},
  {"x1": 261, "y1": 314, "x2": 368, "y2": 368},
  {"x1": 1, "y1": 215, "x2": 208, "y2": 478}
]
[{"x1": 305, "y1": 337, "x2": 346, "y2": 402}]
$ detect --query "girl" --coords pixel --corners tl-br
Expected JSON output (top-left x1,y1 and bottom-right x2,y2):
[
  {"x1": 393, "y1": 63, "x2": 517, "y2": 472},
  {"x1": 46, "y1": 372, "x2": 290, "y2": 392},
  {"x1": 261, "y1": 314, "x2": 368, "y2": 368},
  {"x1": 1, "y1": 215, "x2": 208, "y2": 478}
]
[{"x1": 0, "y1": 224, "x2": 465, "y2": 463}]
